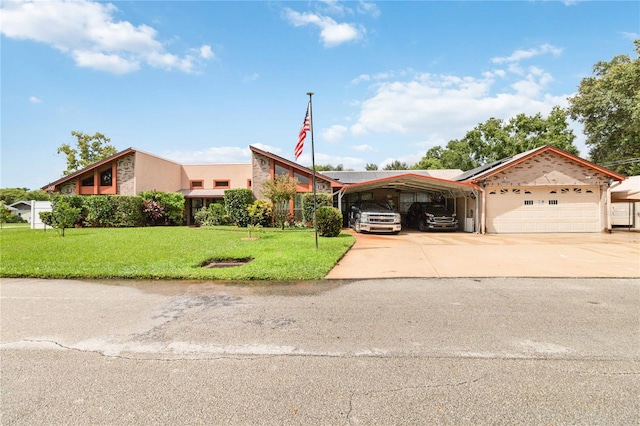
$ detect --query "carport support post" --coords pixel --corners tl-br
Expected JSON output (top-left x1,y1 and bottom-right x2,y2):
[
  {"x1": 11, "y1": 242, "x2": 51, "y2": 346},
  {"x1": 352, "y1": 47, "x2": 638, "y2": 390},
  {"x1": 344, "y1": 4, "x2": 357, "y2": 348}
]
[{"x1": 308, "y1": 92, "x2": 318, "y2": 250}]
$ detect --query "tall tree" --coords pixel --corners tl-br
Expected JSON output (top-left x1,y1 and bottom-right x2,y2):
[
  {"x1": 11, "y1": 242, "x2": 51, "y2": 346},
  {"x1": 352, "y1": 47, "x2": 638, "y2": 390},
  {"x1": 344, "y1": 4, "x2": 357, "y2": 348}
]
[
  {"x1": 383, "y1": 160, "x2": 410, "y2": 170},
  {"x1": 568, "y1": 39, "x2": 640, "y2": 175},
  {"x1": 57, "y1": 131, "x2": 117, "y2": 176},
  {"x1": 415, "y1": 107, "x2": 578, "y2": 170},
  {"x1": 365, "y1": 163, "x2": 378, "y2": 171}
]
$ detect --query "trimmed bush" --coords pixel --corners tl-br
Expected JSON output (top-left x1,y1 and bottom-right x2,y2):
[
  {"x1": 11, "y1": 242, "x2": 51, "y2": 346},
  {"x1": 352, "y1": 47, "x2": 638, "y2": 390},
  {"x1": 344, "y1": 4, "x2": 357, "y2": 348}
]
[
  {"x1": 316, "y1": 206, "x2": 343, "y2": 237},
  {"x1": 247, "y1": 199, "x2": 274, "y2": 227},
  {"x1": 113, "y1": 196, "x2": 145, "y2": 227},
  {"x1": 224, "y1": 189, "x2": 254, "y2": 227},
  {"x1": 83, "y1": 195, "x2": 115, "y2": 227},
  {"x1": 194, "y1": 202, "x2": 231, "y2": 227},
  {"x1": 51, "y1": 195, "x2": 85, "y2": 227},
  {"x1": 302, "y1": 193, "x2": 333, "y2": 224},
  {"x1": 140, "y1": 190, "x2": 185, "y2": 226}
]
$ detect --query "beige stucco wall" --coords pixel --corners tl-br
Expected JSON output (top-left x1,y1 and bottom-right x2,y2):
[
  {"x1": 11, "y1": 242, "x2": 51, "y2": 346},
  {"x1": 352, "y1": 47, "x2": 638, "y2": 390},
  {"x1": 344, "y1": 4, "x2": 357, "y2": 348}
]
[
  {"x1": 181, "y1": 164, "x2": 252, "y2": 190},
  {"x1": 134, "y1": 151, "x2": 183, "y2": 193}
]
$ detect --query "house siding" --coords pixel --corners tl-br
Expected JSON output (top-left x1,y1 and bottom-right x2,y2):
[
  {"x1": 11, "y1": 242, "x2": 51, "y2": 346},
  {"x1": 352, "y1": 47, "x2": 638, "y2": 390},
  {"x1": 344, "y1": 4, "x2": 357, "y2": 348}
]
[{"x1": 117, "y1": 154, "x2": 136, "y2": 195}]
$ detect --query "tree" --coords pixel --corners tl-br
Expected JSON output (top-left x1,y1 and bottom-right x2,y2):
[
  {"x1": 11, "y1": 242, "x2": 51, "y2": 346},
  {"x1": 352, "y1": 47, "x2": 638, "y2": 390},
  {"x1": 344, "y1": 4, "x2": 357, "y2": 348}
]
[
  {"x1": 383, "y1": 160, "x2": 410, "y2": 170},
  {"x1": 57, "y1": 131, "x2": 118, "y2": 176},
  {"x1": 0, "y1": 202, "x2": 10, "y2": 229},
  {"x1": 365, "y1": 163, "x2": 378, "y2": 171},
  {"x1": 314, "y1": 164, "x2": 344, "y2": 171},
  {"x1": 415, "y1": 107, "x2": 579, "y2": 170},
  {"x1": 262, "y1": 174, "x2": 298, "y2": 230},
  {"x1": 568, "y1": 39, "x2": 640, "y2": 175},
  {"x1": 50, "y1": 199, "x2": 82, "y2": 236}
]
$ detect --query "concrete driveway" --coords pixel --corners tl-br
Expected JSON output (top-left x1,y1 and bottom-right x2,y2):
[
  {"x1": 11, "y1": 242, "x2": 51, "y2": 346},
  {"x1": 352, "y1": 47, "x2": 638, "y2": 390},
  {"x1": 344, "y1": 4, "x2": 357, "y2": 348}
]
[{"x1": 326, "y1": 230, "x2": 640, "y2": 279}]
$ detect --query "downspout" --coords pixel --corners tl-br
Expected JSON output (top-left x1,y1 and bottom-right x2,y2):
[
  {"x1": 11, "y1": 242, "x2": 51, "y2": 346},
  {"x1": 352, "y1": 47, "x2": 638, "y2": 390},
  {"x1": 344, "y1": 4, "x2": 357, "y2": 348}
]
[{"x1": 607, "y1": 180, "x2": 623, "y2": 232}]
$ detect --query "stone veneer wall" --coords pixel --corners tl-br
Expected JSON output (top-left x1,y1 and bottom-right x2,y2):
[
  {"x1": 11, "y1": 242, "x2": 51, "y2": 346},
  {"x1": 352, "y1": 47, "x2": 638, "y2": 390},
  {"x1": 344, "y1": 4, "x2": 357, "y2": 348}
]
[
  {"x1": 60, "y1": 182, "x2": 76, "y2": 195},
  {"x1": 252, "y1": 152, "x2": 333, "y2": 200},
  {"x1": 483, "y1": 151, "x2": 610, "y2": 187},
  {"x1": 117, "y1": 154, "x2": 135, "y2": 195}
]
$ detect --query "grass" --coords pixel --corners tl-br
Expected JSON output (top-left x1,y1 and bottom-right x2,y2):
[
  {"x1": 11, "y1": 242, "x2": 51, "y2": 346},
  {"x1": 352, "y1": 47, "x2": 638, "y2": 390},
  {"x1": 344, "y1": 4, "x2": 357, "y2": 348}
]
[{"x1": 0, "y1": 226, "x2": 355, "y2": 280}]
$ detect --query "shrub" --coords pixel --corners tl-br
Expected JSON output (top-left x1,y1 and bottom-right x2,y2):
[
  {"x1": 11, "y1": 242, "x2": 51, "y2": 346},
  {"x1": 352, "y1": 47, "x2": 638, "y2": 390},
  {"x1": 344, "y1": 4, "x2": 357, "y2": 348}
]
[
  {"x1": 140, "y1": 190, "x2": 185, "y2": 226},
  {"x1": 113, "y1": 196, "x2": 145, "y2": 227},
  {"x1": 39, "y1": 211, "x2": 53, "y2": 227},
  {"x1": 316, "y1": 206, "x2": 343, "y2": 237},
  {"x1": 83, "y1": 195, "x2": 115, "y2": 227},
  {"x1": 247, "y1": 200, "x2": 274, "y2": 227},
  {"x1": 224, "y1": 189, "x2": 254, "y2": 227},
  {"x1": 302, "y1": 193, "x2": 333, "y2": 224},
  {"x1": 51, "y1": 198, "x2": 82, "y2": 236},
  {"x1": 51, "y1": 195, "x2": 85, "y2": 227},
  {"x1": 194, "y1": 202, "x2": 231, "y2": 227}
]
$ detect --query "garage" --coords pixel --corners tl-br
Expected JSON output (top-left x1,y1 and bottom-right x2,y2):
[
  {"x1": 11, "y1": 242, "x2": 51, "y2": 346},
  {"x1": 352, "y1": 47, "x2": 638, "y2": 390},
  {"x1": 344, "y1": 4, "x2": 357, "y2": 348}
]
[{"x1": 485, "y1": 185, "x2": 601, "y2": 233}]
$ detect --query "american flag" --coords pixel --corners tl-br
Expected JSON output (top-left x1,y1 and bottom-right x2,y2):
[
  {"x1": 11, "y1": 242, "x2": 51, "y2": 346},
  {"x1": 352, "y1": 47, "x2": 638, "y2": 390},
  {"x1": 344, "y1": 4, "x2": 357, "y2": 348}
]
[{"x1": 294, "y1": 102, "x2": 311, "y2": 161}]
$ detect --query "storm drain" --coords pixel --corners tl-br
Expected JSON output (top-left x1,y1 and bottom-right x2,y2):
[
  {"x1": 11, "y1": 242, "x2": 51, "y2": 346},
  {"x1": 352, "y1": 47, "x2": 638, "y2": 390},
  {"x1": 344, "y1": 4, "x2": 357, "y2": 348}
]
[{"x1": 200, "y1": 257, "x2": 253, "y2": 268}]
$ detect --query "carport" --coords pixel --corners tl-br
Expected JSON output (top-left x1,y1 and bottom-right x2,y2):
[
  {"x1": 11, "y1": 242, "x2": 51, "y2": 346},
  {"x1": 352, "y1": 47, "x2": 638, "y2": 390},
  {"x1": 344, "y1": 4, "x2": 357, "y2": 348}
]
[{"x1": 332, "y1": 173, "x2": 482, "y2": 233}]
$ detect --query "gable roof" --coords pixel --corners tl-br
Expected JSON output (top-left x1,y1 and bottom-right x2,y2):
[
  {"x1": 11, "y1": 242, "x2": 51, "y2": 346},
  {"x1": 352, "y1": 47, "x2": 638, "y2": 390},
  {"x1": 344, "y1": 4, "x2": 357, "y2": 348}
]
[
  {"x1": 336, "y1": 173, "x2": 479, "y2": 197},
  {"x1": 42, "y1": 147, "x2": 137, "y2": 190},
  {"x1": 249, "y1": 145, "x2": 344, "y2": 187},
  {"x1": 455, "y1": 145, "x2": 626, "y2": 183},
  {"x1": 322, "y1": 169, "x2": 463, "y2": 184}
]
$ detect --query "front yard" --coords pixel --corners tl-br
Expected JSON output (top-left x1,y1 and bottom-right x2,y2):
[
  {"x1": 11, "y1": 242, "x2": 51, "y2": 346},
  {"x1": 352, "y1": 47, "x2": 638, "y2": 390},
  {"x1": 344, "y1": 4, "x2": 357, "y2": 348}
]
[{"x1": 0, "y1": 226, "x2": 355, "y2": 280}]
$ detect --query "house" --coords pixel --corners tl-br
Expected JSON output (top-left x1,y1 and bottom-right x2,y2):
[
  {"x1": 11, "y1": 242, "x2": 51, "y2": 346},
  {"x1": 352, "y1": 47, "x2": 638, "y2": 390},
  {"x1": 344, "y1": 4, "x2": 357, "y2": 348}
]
[
  {"x1": 43, "y1": 146, "x2": 341, "y2": 225},
  {"x1": 8, "y1": 201, "x2": 33, "y2": 222},
  {"x1": 610, "y1": 175, "x2": 640, "y2": 229},
  {"x1": 42, "y1": 145, "x2": 626, "y2": 233}
]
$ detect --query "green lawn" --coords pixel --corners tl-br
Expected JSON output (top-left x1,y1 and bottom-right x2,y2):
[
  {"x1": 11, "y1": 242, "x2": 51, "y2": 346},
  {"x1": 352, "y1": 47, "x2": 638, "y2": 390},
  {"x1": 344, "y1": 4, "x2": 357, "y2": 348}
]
[{"x1": 0, "y1": 226, "x2": 355, "y2": 280}]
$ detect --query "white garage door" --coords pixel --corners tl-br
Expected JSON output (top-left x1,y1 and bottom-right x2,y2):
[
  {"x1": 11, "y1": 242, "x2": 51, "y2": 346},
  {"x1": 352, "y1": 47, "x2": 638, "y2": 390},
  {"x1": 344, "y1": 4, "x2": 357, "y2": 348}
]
[{"x1": 486, "y1": 186, "x2": 601, "y2": 233}]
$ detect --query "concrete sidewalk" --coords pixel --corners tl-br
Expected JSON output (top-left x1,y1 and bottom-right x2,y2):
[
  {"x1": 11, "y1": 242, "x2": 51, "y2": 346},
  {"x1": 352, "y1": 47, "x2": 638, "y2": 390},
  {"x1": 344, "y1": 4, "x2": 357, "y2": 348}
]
[{"x1": 326, "y1": 230, "x2": 640, "y2": 279}]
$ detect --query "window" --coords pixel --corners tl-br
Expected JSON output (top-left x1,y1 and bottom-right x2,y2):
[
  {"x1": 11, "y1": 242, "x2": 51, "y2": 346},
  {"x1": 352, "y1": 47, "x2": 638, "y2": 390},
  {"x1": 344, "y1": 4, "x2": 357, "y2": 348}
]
[
  {"x1": 247, "y1": 179, "x2": 252, "y2": 188},
  {"x1": 81, "y1": 176, "x2": 94, "y2": 187},
  {"x1": 214, "y1": 180, "x2": 230, "y2": 188},
  {"x1": 294, "y1": 171, "x2": 309, "y2": 185},
  {"x1": 524, "y1": 200, "x2": 533, "y2": 205},
  {"x1": 190, "y1": 180, "x2": 204, "y2": 189},
  {"x1": 100, "y1": 169, "x2": 112, "y2": 186},
  {"x1": 275, "y1": 164, "x2": 289, "y2": 176},
  {"x1": 549, "y1": 200, "x2": 558, "y2": 205}
]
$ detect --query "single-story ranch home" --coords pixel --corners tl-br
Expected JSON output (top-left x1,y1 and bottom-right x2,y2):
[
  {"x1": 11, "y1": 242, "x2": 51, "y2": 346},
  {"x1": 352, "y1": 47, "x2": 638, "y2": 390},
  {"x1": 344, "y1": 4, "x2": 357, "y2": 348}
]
[{"x1": 42, "y1": 144, "x2": 627, "y2": 234}]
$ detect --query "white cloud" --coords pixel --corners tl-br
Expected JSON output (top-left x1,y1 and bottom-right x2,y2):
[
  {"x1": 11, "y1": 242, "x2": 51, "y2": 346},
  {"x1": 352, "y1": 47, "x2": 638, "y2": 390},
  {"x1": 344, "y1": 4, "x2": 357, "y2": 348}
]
[
  {"x1": 29, "y1": 96, "x2": 42, "y2": 104},
  {"x1": 243, "y1": 72, "x2": 260, "y2": 82},
  {"x1": 342, "y1": 59, "x2": 570, "y2": 151},
  {"x1": 0, "y1": 0, "x2": 215, "y2": 74},
  {"x1": 621, "y1": 31, "x2": 639, "y2": 41},
  {"x1": 283, "y1": 8, "x2": 364, "y2": 47},
  {"x1": 322, "y1": 124, "x2": 348, "y2": 142},
  {"x1": 491, "y1": 43, "x2": 563, "y2": 64},
  {"x1": 352, "y1": 144, "x2": 374, "y2": 152},
  {"x1": 162, "y1": 146, "x2": 251, "y2": 164},
  {"x1": 357, "y1": 1, "x2": 380, "y2": 18}
]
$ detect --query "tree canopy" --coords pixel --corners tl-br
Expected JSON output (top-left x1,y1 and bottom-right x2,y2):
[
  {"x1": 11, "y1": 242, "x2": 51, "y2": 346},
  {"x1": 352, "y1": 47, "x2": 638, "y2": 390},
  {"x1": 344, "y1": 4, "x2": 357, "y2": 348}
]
[
  {"x1": 383, "y1": 160, "x2": 410, "y2": 170},
  {"x1": 57, "y1": 131, "x2": 118, "y2": 176},
  {"x1": 568, "y1": 39, "x2": 640, "y2": 176},
  {"x1": 0, "y1": 188, "x2": 50, "y2": 205},
  {"x1": 414, "y1": 107, "x2": 578, "y2": 170}
]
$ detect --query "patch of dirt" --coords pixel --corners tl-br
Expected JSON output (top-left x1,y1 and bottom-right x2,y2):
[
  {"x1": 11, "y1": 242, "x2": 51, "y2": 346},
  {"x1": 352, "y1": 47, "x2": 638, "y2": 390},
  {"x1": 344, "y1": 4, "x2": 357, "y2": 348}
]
[{"x1": 200, "y1": 257, "x2": 254, "y2": 268}]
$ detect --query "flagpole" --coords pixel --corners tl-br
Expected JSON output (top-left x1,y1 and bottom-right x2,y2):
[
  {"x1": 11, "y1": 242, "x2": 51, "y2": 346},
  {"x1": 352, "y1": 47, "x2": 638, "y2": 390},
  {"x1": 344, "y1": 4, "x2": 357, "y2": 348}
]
[{"x1": 307, "y1": 92, "x2": 318, "y2": 250}]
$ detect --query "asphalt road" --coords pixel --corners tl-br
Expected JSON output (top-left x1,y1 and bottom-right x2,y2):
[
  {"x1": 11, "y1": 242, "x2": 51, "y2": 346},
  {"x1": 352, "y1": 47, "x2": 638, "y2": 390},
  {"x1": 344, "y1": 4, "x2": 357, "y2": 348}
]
[{"x1": 2, "y1": 277, "x2": 639, "y2": 425}]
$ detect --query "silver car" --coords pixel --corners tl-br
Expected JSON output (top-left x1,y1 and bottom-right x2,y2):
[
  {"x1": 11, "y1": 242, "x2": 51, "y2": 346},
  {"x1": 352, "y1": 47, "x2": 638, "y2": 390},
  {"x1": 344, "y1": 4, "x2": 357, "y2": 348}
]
[{"x1": 349, "y1": 201, "x2": 402, "y2": 234}]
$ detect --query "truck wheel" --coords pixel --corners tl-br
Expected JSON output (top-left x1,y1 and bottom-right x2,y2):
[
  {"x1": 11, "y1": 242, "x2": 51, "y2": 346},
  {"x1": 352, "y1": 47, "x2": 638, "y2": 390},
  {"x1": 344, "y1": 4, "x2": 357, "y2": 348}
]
[
  {"x1": 418, "y1": 220, "x2": 428, "y2": 232},
  {"x1": 354, "y1": 219, "x2": 362, "y2": 233}
]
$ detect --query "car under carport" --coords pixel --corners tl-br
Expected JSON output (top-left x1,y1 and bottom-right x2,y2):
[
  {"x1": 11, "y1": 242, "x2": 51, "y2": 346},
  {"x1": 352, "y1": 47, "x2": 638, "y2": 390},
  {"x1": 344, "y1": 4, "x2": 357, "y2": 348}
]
[{"x1": 322, "y1": 172, "x2": 482, "y2": 233}]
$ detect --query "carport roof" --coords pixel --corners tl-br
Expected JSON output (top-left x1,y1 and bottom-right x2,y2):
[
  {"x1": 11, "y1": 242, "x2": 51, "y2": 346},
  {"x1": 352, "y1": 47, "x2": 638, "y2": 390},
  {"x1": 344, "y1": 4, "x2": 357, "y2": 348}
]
[{"x1": 336, "y1": 173, "x2": 479, "y2": 196}]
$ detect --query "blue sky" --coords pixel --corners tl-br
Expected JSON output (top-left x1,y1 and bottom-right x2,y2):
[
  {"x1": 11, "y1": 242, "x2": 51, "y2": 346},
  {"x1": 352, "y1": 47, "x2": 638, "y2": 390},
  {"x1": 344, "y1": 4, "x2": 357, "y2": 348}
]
[{"x1": 1, "y1": 0, "x2": 638, "y2": 190}]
